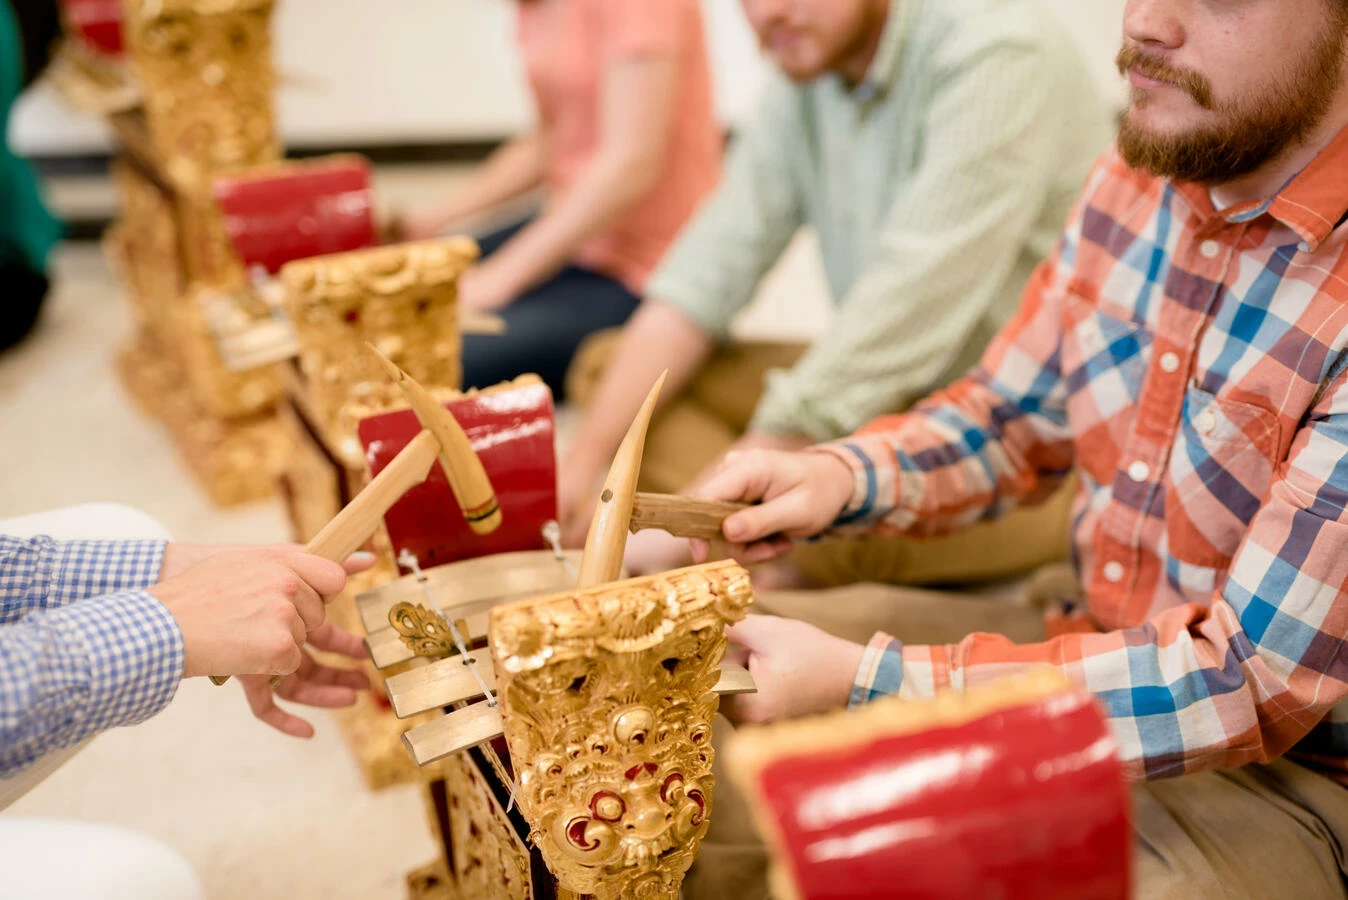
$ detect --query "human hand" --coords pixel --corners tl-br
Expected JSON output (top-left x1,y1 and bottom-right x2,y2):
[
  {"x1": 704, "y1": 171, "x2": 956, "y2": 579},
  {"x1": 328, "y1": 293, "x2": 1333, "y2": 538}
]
[
  {"x1": 728, "y1": 431, "x2": 813, "y2": 454},
  {"x1": 457, "y1": 263, "x2": 520, "y2": 313},
  {"x1": 150, "y1": 547, "x2": 373, "y2": 679},
  {"x1": 720, "y1": 615, "x2": 864, "y2": 725},
  {"x1": 393, "y1": 210, "x2": 446, "y2": 243},
  {"x1": 238, "y1": 621, "x2": 371, "y2": 738},
  {"x1": 689, "y1": 448, "x2": 854, "y2": 566},
  {"x1": 159, "y1": 542, "x2": 373, "y2": 582}
]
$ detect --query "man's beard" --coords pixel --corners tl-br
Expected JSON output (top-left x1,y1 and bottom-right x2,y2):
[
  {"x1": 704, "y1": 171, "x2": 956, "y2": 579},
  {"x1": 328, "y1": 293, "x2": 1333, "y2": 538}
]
[{"x1": 1115, "y1": 28, "x2": 1345, "y2": 185}]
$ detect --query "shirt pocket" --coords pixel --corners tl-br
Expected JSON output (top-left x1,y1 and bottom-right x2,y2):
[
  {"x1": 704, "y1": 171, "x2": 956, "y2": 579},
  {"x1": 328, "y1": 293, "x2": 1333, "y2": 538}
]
[{"x1": 1165, "y1": 385, "x2": 1281, "y2": 569}]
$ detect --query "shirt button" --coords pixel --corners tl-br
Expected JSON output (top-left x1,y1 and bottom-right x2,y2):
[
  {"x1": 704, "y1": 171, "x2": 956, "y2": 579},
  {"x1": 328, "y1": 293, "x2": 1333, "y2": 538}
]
[
  {"x1": 1198, "y1": 409, "x2": 1218, "y2": 434},
  {"x1": 1159, "y1": 352, "x2": 1180, "y2": 373},
  {"x1": 1127, "y1": 461, "x2": 1150, "y2": 482},
  {"x1": 1200, "y1": 240, "x2": 1221, "y2": 259},
  {"x1": 1103, "y1": 561, "x2": 1125, "y2": 583}
]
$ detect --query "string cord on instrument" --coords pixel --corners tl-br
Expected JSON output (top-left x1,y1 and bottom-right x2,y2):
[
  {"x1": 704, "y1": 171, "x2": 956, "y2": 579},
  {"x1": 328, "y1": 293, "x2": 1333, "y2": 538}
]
[{"x1": 396, "y1": 549, "x2": 497, "y2": 708}]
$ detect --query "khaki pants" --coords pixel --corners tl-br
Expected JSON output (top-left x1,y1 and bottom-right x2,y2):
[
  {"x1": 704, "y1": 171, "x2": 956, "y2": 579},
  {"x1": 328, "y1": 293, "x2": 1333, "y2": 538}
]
[
  {"x1": 567, "y1": 331, "x2": 1073, "y2": 587},
  {"x1": 686, "y1": 584, "x2": 1348, "y2": 899}
]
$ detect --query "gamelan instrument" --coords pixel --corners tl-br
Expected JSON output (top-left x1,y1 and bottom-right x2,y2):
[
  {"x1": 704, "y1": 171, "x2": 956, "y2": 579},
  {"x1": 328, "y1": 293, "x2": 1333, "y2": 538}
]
[
  {"x1": 727, "y1": 670, "x2": 1132, "y2": 900},
  {"x1": 351, "y1": 367, "x2": 758, "y2": 745},
  {"x1": 240, "y1": 350, "x2": 755, "y2": 899},
  {"x1": 208, "y1": 345, "x2": 504, "y2": 684}
]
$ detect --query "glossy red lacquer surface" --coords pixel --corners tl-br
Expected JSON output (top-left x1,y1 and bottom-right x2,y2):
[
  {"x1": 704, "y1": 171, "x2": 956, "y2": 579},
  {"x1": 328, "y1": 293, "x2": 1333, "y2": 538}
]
[
  {"x1": 755, "y1": 690, "x2": 1130, "y2": 900},
  {"x1": 62, "y1": 0, "x2": 123, "y2": 55},
  {"x1": 357, "y1": 381, "x2": 556, "y2": 568},
  {"x1": 212, "y1": 157, "x2": 375, "y2": 275}
]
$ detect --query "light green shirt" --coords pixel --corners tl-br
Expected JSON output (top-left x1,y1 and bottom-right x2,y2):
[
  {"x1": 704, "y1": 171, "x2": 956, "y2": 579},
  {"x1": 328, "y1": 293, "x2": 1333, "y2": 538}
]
[{"x1": 647, "y1": 0, "x2": 1112, "y2": 440}]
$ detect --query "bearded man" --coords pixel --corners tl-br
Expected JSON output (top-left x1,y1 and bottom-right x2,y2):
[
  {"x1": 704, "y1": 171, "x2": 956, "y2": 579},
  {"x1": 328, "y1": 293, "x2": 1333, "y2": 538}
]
[
  {"x1": 555, "y1": 0, "x2": 1111, "y2": 588},
  {"x1": 686, "y1": 0, "x2": 1348, "y2": 896}
]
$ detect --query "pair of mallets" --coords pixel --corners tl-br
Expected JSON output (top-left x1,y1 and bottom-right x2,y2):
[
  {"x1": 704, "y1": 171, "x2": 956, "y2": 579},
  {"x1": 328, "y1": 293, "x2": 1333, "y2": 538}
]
[{"x1": 211, "y1": 350, "x2": 746, "y2": 685}]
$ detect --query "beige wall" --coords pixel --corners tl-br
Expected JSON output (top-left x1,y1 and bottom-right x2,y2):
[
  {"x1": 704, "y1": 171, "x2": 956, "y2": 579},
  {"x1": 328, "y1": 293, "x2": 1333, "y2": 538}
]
[
  {"x1": 11, "y1": 0, "x2": 1124, "y2": 156},
  {"x1": 1044, "y1": 0, "x2": 1127, "y2": 107}
]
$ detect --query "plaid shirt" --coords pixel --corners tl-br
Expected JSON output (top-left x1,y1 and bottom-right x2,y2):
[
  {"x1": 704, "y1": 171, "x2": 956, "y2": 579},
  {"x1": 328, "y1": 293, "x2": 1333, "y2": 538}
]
[
  {"x1": 0, "y1": 535, "x2": 182, "y2": 777},
  {"x1": 829, "y1": 127, "x2": 1348, "y2": 783}
]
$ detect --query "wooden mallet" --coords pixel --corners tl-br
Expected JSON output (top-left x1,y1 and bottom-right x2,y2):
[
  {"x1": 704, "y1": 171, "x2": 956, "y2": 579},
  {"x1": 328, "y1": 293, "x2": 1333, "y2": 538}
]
[
  {"x1": 209, "y1": 348, "x2": 501, "y2": 685},
  {"x1": 382, "y1": 372, "x2": 758, "y2": 766}
]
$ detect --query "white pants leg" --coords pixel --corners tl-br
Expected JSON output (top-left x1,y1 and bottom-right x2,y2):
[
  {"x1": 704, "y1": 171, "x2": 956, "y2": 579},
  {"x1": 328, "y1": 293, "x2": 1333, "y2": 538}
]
[
  {"x1": 0, "y1": 502, "x2": 174, "y2": 542},
  {"x1": 0, "y1": 820, "x2": 204, "y2": 900},
  {"x1": 0, "y1": 506, "x2": 201, "y2": 899}
]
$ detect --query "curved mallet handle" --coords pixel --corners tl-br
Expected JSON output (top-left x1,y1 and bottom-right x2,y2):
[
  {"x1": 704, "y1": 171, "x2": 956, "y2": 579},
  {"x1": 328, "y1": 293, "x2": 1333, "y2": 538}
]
[
  {"x1": 369, "y1": 346, "x2": 502, "y2": 536},
  {"x1": 576, "y1": 371, "x2": 667, "y2": 587},
  {"x1": 628, "y1": 493, "x2": 752, "y2": 541}
]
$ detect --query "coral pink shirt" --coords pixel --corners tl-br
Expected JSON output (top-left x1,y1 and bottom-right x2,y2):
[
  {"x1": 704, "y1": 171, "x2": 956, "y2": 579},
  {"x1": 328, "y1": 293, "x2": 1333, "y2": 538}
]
[{"x1": 516, "y1": 0, "x2": 721, "y2": 294}]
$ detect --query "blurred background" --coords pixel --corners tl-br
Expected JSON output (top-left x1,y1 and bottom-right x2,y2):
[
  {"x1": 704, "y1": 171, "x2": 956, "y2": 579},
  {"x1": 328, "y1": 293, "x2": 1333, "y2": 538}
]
[{"x1": 13, "y1": 0, "x2": 1126, "y2": 157}]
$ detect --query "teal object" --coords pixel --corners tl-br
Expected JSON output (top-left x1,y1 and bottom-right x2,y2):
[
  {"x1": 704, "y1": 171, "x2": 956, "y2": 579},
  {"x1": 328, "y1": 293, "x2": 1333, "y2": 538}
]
[{"x1": 0, "y1": 0, "x2": 63, "y2": 273}]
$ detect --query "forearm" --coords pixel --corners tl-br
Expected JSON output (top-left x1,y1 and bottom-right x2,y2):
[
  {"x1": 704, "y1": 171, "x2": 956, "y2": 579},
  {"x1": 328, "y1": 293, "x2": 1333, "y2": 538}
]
[
  {"x1": 751, "y1": 192, "x2": 1041, "y2": 442},
  {"x1": 418, "y1": 135, "x2": 544, "y2": 233},
  {"x1": 0, "y1": 590, "x2": 183, "y2": 777},
  {"x1": 853, "y1": 595, "x2": 1324, "y2": 782},
  {"x1": 823, "y1": 368, "x2": 1074, "y2": 536},
  {"x1": 681, "y1": 431, "x2": 813, "y2": 495},
  {"x1": 481, "y1": 148, "x2": 658, "y2": 295},
  {"x1": 483, "y1": 50, "x2": 679, "y2": 295},
  {"x1": 565, "y1": 301, "x2": 712, "y2": 486},
  {"x1": 1, "y1": 536, "x2": 166, "y2": 622}
]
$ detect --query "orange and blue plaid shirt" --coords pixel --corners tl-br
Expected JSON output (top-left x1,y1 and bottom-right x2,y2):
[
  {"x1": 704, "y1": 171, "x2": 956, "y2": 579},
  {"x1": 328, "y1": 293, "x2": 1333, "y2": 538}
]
[{"x1": 829, "y1": 128, "x2": 1348, "y2": 783}]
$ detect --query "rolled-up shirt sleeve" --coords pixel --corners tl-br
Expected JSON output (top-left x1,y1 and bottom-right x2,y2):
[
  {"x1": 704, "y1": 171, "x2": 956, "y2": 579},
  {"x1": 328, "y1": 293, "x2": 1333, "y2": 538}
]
[
  {"x1": 848, "y1": 361, "x2": 1348, "y2": 782},
  {"x1": 1, "y1": 535, "x2": 167, "y2": 620},
  {"x1": 0, "y1": 535, "x2": 180, "y2": 777},
  {"x1": 0, "y1": 589, "x2": 184, "y2": 777}
]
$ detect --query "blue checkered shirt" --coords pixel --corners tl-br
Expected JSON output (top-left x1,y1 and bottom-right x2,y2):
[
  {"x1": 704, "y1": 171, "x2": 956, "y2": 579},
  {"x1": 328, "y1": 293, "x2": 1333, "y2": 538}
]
[{"x1": 0, "y1": 535, "x2": 183, "y2": 777}]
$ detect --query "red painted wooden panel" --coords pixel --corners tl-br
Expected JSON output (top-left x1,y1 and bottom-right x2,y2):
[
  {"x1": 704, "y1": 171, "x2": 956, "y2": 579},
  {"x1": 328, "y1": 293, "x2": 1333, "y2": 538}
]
[
  {"x1": 357, "y1": 381, "x2": 557, "y2": 568},
  {"x1": 753, "y1": 689, "x2": 1130, "y2": 900},
  {"x1": 62, "y1": 0, "x2": 123, "y2": 56},
  {"x1": 212, "y1": 156, "x2": 375, "y2": 275}
]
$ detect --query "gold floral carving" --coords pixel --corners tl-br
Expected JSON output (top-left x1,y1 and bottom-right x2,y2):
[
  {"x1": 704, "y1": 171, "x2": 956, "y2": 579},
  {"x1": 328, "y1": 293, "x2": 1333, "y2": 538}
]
[
  {"x1": 440, "y1": 753, "x2": 535, "y2": 900},
  {"x1": 489, "y1": 560, "x2": 754, "y2": 899},
  {"x1": 123, "y1": 0, "x2": 280, "y2": 187},
  {"x1": 389, "y1": 603, "x2": 458, "y2": 661},
  {"x1": 108, "y1": 160, "x2": 183, "y2": 330},
  {"x1": 49, "y1": 42, "x2": 140, "y2": 116},
  {"x1": 108, "y1": 161, "x2": 278, "y2": 417},
  {"x1": 281, "y1": 237, "x2": 477, "y2": 451}
]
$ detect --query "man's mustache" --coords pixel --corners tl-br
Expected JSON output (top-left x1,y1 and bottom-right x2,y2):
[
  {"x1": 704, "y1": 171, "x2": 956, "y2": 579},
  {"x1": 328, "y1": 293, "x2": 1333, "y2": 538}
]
[{"x1": 1116, "y1": 44, "x2": 1215, "y2": 109}]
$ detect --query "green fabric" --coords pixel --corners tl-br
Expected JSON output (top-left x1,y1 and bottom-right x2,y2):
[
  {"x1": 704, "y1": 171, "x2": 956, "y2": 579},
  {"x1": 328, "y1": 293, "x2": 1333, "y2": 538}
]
[
  {"x1": 647, "y1": 0, "x2": 1113, "y2": 441},
  {"x1": 0, "y1": 0, "x2": 62, "y2": 273}
]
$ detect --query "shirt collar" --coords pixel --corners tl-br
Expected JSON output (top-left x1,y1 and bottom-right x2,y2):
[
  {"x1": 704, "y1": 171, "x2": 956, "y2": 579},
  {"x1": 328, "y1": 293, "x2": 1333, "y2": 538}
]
[
  {"x1": 853, "y1": 0, "x2": 915, "y2": 104},
  {"x1": 1175, "y1": 123, "x2": 1348, "y2": 251}
]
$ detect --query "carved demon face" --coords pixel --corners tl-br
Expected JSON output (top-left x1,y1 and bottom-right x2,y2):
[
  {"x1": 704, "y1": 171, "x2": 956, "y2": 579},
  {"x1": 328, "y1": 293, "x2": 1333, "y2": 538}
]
[
  {"x1": 127, "y1": 0, "x2": 278, "y2": 182},
  {"x1": 491, "y1": 562, "x2": 752, "y2": 899}
]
